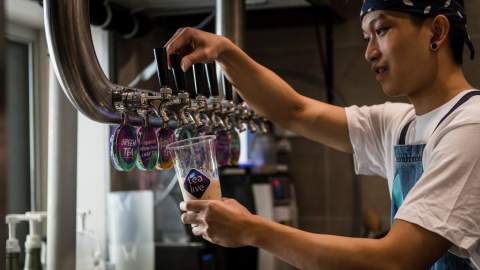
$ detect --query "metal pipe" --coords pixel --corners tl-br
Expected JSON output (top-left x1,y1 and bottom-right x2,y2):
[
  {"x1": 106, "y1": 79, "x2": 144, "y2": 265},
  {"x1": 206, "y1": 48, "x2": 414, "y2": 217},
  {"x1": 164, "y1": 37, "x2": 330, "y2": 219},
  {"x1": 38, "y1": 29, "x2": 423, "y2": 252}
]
[
  {"x1": 43, "y1": 0, "x2": 141, "y2": 124},
  {"x1": 215, "y1": 0, "x2": 244, "y2": 101},
  {"x1": 215, "y1": 0, "x2": 249, "y2": 164},
  {"x1": 215, "y1": 0, "x2": 245, "y2": 48},
  {"x1": 46, "y1": 69, "x2": 78, "y2": 270}
]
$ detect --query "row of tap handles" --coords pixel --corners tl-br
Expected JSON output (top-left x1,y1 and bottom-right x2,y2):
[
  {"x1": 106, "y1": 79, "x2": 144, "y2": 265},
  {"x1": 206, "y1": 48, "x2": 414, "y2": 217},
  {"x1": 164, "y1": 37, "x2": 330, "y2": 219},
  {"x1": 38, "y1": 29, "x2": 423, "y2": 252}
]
[{"x1": 112, "y1": 47, "x2": 269, "y2": 134}]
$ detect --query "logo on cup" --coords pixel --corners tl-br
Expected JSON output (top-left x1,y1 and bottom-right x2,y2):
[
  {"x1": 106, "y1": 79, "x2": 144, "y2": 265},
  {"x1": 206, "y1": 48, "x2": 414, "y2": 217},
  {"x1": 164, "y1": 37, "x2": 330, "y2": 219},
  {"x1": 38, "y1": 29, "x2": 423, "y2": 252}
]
[{"x1": 184, "y1": 169, "x2": 210, "y2": 199}]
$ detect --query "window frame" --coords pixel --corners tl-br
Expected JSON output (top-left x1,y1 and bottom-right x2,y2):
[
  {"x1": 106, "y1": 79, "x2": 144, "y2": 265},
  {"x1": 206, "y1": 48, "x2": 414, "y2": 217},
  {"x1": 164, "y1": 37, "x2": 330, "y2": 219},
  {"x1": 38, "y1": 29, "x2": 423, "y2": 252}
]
[{"x1": 6, "y1": 21, "x2": 45, "y2": 212}]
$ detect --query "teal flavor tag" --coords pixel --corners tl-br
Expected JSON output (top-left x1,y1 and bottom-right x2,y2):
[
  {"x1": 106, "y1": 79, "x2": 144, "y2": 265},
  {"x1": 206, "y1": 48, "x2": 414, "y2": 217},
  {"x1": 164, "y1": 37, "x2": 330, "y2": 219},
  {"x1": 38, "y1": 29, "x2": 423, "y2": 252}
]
[
  {"x1": 110, "y1": 126, "x2": 124, "y2": 171},
  {"x1": 111, "y1": 125, "x2": 138, "y2": 171}
]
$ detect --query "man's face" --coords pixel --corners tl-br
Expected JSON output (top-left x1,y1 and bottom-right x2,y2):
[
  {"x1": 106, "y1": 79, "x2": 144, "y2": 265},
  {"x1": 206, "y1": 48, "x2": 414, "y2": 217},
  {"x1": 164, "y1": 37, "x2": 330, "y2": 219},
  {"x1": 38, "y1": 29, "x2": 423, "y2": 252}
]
[{"x1": 361, "y1": 11, "x2": 435, "y2": 97}]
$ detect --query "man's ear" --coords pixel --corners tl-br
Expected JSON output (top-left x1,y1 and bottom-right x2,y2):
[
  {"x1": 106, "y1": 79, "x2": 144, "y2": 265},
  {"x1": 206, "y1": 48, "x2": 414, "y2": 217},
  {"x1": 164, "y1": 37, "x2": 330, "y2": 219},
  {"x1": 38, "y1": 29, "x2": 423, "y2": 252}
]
[{"x1": 430, "y1": 15, "x2": 450, "y2": 47}]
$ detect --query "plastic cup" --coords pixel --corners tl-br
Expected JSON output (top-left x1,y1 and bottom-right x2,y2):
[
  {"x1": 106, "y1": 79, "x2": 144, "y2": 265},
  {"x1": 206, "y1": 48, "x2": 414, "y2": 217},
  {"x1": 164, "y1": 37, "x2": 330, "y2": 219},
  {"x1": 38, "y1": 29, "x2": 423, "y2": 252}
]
[{"x1": 167, "y1": 135, "x2": 222, "y2": 201}]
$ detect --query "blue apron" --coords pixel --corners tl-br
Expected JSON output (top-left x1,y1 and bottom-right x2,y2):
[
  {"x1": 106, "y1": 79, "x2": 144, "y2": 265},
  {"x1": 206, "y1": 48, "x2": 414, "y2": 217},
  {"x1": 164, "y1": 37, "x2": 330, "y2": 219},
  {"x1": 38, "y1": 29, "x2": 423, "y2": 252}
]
[{"x1": 392, "y1": 91, "x2": 480, "y2": 270}]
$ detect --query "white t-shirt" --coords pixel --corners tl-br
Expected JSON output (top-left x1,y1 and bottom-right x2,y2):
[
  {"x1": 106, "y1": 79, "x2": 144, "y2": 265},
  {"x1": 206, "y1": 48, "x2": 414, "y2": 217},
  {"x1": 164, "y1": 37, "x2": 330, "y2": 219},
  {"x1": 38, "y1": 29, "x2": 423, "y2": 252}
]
[{"x1": 346, "y1": 89, "x2": 480, "y2": 268}]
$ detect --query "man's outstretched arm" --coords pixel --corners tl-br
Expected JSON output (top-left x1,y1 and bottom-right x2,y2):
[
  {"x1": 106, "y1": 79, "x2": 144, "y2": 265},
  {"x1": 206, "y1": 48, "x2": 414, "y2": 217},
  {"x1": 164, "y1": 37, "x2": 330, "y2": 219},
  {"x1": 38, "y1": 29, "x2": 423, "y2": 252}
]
[
  {"x1": 181, "y1": 199, "x2": 451, "y2": 270},
  {"x1": 166, "y1": 27, "x2": 352, "y2": 153}
]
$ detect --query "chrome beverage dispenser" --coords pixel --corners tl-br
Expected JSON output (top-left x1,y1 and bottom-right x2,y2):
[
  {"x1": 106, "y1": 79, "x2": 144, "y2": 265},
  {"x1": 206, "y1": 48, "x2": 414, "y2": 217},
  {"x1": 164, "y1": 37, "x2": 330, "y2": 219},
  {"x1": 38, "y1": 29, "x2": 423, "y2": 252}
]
[{"x1": 43, "y1": 0, "x2": 266, "y2": 269}]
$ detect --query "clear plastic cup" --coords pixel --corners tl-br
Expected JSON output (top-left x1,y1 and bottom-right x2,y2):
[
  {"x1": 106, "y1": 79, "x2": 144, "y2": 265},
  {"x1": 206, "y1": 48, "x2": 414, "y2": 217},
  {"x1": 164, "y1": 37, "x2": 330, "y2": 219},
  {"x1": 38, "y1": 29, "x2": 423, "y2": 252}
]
[{"x1": 167, "y1": 135, "x2": 222, "y2": 201}]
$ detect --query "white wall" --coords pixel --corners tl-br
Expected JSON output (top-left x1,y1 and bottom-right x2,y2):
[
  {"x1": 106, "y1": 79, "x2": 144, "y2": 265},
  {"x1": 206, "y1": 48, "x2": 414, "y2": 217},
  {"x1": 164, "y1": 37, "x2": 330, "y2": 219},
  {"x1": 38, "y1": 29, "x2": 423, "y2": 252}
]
[{"x1": 76, "y1": 26, "x2": 111, "y2": 263}]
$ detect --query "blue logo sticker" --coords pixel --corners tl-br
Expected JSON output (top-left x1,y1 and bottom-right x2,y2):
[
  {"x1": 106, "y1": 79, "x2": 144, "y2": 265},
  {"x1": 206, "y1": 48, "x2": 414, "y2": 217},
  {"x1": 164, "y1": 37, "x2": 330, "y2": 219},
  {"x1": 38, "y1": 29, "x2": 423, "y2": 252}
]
[{"x1": 184, "y1": 169, "x2": 211, "y2": 199}]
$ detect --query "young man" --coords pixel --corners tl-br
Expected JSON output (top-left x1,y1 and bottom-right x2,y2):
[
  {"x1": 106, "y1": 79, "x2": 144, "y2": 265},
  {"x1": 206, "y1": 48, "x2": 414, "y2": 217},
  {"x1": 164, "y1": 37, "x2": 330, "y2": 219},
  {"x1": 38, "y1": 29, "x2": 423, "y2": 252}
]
[{"x1": 165, "y1": 0, "x2": 479, "y2": 269}]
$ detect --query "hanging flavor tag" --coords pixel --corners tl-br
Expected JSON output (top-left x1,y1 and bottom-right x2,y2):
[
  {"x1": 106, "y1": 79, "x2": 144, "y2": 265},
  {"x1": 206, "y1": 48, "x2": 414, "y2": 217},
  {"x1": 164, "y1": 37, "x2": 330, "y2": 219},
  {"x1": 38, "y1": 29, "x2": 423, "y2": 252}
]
[
  {"x1": 215, "y1": 130, "x2": 231, "y2": 167},
  {"x1": 110, "y1": 126, "x2": 124, "y2": 171},
  {"x1": 156, "y1": 127, "x2": 175, "y2": 170},
  {"x1": 110, "y1": 124, "x2": 139, "y2": 171},
  {"x1": 230, "y1": 130, "x2": 241, "y2": 166},
  {"x1": 136, "y1": 126, "x2": 159, "y2": 171},
  {"x1": 183, "y1": 168, "x2": 211, "y2": 199}
]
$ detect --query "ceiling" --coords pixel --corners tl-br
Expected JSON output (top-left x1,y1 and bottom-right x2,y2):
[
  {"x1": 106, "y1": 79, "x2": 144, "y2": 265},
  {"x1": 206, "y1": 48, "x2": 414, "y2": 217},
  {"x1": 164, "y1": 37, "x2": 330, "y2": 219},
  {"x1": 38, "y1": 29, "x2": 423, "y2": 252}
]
[
  {"x1": 5, "y1": 0, "x2": 44, "y2": 28},
  {"x1": 2, "y1": 0, "x2": 359, "y2": 33},
  {"x1": 111, "y1": 0, "x2": 312, "y2": 16},
  {"x1": 108, "y1": 0, "x2": 360, "y2": 20},
  {"x1": 112, "y1": 0, "x2": 310, "y2": 10}
]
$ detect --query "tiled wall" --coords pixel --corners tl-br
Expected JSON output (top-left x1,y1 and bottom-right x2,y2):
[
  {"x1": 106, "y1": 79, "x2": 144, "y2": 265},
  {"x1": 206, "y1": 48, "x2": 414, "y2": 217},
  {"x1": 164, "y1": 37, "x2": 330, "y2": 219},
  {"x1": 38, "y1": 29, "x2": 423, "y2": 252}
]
[{"x1": 245, "y1": 1, "x2": 480, "y2": 236}]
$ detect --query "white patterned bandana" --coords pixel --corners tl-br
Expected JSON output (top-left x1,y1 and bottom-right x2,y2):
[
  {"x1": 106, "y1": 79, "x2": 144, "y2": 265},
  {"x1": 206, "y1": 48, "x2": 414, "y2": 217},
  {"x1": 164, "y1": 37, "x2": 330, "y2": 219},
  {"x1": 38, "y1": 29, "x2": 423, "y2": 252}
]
[{"x1": 361, "y1": 0, "x2": 475, "y2": 60}]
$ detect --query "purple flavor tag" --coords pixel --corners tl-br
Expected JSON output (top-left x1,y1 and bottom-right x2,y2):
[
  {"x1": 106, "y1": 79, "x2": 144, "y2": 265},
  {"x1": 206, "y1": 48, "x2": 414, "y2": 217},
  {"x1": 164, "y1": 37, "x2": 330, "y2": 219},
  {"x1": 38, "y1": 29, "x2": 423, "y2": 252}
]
[
  {"x1": 158, "y1": 128, "x2": 175, "y2": 165},
  {"x1": 184, "y1": 168, "x2": 211, "y2": 199},
  {"x1": 137, "y1": 126, "x2": 159, "y2": 170},
  {"x1": 215, "y1": 131, "x2": 231, "y2": 167}
]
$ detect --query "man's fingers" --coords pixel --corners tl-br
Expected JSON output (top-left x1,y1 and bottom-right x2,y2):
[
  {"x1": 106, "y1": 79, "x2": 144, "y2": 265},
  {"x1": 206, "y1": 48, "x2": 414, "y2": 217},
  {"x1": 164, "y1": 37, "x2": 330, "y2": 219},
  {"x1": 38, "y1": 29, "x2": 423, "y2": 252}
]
[
  {"x1": 164, "y1": 27, "x2": 186, "y2": 49},
  {"x1": 192, "y1": 225, "x2": 206, "y2": 236},
  {"x1": 164, "y1": 27, "x2": 186, "y2": 51},
  {"x1": 179, "y1": 200, "x2": 209, "y2": 212},
  {"x1": 181, "y1": 211, "x2": 202, "y2": 225},
  {"x1": 181, "y1": 49, "x2": 211, "y2": 71},
  {"x1": 165, "y1": 27, "x2": 195, "y2": 55},
  {"x1": 202, "y1": 234, "x2": 216, "y2": 244}
]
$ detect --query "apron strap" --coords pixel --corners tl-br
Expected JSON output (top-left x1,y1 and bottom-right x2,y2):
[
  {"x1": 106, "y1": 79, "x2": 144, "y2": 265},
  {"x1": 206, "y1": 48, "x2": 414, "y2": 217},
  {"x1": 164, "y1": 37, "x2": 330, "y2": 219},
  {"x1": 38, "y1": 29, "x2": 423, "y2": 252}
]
[
  {"x1": 398, "y1": 90, "x2": 480, "y2": 145},
  {"x1": 398, "y1": 119, "x2": 413, "y2": 145},
  {"x1": 433, "y1": 90, "x2": 480, "y2": 132}
]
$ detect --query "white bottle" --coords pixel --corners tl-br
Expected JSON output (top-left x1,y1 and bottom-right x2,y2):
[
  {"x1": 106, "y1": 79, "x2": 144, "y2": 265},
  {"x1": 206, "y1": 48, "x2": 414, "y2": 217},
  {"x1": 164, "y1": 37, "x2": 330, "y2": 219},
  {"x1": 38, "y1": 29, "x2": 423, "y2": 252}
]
[
  {"x1": 23, "y1": 212, "x2": 47, "y2": 270},
  {"x1": 6, "y1": 214, "x2": 23, "y2": 270}
]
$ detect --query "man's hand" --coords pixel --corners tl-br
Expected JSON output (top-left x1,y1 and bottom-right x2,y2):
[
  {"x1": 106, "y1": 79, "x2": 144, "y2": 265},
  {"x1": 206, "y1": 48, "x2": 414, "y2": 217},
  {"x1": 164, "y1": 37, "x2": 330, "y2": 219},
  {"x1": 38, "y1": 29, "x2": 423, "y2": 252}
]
[
  {"x1": 165, "y1": 27, "x2": 234, "y2": 71},
  {"x1": 180, "y1": 198, "x2": 453, "y2": 270},
  {"x1": 180, "y1": 198, "x2": 258, "y2": 247}
]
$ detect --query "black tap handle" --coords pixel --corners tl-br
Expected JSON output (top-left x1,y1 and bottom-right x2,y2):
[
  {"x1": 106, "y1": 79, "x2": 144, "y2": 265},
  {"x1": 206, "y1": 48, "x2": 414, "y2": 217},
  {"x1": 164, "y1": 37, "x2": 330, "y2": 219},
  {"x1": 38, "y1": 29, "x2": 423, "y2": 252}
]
[
  {"x1": 169, "y1": 70, "x2": 179, "y2": 95},
  {"x1": 185, "y1": 67, "x2": 197, "y2": 99},
  {"x1": 234, "y1": 90, "x2": 244, "y2": 104},
  {"x1": 222, "y1": 74, "x2": 233, "y2": 101},
  {"x1": 153, "y1": 47, "x2": 170, "y2": 88},
  {"x1": 206, "y1": 62, "x2": 220, "y2": 97},
  {"x1": 193, "y1": 63, "x2": 210, "y2": 97},
  {"x1": 170, "y1": 54, "x2": 185, "y2": 94}
]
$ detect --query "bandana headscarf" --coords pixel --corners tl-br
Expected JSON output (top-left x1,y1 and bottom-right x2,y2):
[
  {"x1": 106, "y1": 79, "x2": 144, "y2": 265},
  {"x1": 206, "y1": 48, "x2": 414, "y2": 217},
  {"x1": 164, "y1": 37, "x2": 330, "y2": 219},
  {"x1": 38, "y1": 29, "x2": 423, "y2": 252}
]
[{"x1": 361, "y1": 0, "x2": 475, "y2": 60}]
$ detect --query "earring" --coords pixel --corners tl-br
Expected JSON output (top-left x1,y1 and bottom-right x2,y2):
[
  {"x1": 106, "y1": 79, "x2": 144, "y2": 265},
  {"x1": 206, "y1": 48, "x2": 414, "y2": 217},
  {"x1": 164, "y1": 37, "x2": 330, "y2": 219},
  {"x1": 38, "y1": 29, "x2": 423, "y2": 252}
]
[{"x1": 431, "y1": 42, "x2": 439, "y2": 51}]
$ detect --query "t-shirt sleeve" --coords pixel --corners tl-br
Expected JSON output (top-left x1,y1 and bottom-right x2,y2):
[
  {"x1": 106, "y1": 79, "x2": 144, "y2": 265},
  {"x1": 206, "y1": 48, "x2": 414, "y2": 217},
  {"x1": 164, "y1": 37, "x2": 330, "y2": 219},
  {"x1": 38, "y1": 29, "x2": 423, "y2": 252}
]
[
  {"x1": 345, "y1": 102, "x2": 410, "y2": 178},
  {"x1": 395, "y1": 124, "x2": 480, "y2": 253}
]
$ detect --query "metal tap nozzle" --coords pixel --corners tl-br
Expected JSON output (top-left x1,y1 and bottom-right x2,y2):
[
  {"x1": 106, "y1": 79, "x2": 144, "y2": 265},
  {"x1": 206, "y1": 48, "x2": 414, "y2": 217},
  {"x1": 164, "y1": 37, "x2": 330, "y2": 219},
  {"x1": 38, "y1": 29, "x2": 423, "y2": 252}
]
[
  {"x1": 167, "y1": 54, "x2": 194, "y2": 127},
  {"x1": 194, "y1": 95, "x2": 210, "y2": 128},
  {"x1": 192, "y1": 63, "x2": 213, "y2": 129},
  {"x1": 153, "y1": 47, "x2": 179, "y2": 125},
  {"x1": 155, "y1": 87, "x2": 177, "y2": 124},
  {"x1": 219, "y1": 100, "x2": 236, "y2": 130},
  {"x1": 173, "y1": 92, "x2": 194, "y2": 127},
  {"x1": 112, "y1": 88, "x2": 150, "y2": 115},
  {"x1": 208, "y1": 96, "x2": 225, "y2": 129},
  {"x1": 260, "y1": 118, "x2": 270, "y2": 134},
  {"x1": 236, "y1": 102, "x2": 251, "y2": 132},
  {"x1": 205, "y1": 63, "x2": 225, "y2": 130}
]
